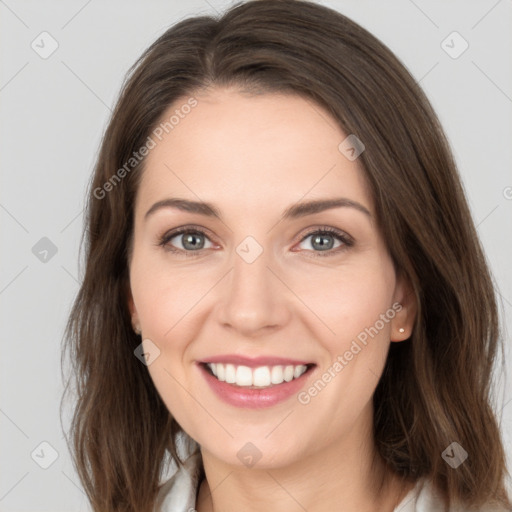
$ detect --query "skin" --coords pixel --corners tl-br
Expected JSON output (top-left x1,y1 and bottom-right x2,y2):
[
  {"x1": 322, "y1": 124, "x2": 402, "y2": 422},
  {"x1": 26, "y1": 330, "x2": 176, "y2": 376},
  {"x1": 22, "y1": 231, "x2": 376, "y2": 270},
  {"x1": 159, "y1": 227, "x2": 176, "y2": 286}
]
[{"x1": 127, "y1": 86, "x2": 417, "y2": 512}]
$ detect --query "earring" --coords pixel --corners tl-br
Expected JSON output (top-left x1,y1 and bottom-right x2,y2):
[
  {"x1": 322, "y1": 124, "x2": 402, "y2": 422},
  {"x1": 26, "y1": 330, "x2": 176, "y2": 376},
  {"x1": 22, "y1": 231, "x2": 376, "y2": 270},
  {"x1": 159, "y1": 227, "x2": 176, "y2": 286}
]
[
  {"x1": 398, "y1": 328, "x2": 405, "y2": 333},
  {"x1": 133, "y1": 326, "x2": 142, "y2": 336}
]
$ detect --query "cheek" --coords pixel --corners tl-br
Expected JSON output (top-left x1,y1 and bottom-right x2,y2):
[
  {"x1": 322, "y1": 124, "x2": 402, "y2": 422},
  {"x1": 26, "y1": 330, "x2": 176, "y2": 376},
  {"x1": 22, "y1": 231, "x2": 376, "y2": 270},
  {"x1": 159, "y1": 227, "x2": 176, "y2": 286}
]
[
  {"x1": 131, "y1": 253, "x2": 210, "y2": 342},
  {"x1": 292, "y1": 257, "x2": 396, "y2": 345},
  {"x1": 301, "y1": 257, "x2": 395, "y2": 402},
  {"x1": 130, "y1": 259, "x2": 202, "y2": 428},
  {"x1": 305, "y1": 259, "x2": 396, "y2": 422}
]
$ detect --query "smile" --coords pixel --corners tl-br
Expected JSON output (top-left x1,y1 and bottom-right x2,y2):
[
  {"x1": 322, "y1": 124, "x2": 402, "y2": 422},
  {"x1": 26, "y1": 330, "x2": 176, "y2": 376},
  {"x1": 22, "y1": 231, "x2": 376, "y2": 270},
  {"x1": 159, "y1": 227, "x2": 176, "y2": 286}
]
[
  {"x1": 204, "y1": 362, "x2": 310, "y2": 388},
  {"x1": 198, "y1": 361, "x2": 316, "y2": 409}
]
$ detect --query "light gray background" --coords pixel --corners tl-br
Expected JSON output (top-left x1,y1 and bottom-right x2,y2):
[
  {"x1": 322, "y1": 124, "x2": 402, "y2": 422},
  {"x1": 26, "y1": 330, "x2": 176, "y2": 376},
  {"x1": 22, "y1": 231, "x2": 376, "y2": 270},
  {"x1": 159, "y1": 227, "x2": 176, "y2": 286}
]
[{"x1": 1, "y1": 0, "x2": 511, "y2": 510}]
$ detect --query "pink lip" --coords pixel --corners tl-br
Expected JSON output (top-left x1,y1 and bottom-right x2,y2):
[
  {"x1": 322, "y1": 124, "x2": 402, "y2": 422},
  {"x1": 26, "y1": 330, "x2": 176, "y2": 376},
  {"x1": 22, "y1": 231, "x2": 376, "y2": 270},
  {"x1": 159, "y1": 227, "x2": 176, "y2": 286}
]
[
  {"x1": 197, "y1": 362, "x2": 316, "y2": 409},
  {"x1": 199, "y1": 354, "x2": 313, "y2": 368}
]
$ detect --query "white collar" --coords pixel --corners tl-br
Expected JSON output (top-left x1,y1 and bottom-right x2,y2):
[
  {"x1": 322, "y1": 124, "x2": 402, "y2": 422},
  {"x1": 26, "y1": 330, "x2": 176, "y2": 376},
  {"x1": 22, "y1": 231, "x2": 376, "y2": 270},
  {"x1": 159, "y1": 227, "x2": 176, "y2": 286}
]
[{"x1": 154, "y1": 450, "x2": 203, "y2": 512}]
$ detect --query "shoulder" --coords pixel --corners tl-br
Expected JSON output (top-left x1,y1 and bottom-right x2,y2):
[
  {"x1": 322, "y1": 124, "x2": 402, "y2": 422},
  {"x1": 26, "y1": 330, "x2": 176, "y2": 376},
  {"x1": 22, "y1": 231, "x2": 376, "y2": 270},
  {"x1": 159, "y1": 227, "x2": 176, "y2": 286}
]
[{"x1": 153, "y1": 450, "x2": 202, "y2": 512}]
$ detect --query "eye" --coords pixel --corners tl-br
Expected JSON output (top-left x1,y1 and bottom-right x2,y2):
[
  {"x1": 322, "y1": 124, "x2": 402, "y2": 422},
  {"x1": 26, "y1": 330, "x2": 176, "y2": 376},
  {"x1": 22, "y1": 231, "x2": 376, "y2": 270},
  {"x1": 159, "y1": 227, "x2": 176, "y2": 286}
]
[
  {"x1": 157, "y1": 226, "x2": 214, "y2": 256},
  {"x1": 295, "y1": 227, "x2": 353, "y2": 257},
  {"x1": 157, "y1": 225, "x2": 353, "y2": 258}
]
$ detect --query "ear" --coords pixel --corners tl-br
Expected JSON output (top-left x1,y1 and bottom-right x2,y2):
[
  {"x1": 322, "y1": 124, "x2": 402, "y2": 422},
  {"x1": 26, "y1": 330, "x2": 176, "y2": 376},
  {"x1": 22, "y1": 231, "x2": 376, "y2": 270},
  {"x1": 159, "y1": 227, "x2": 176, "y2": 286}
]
[
  {"x1": 390, "y1": 272, "x2": 417, "y2": 342},
  {"x1": 127, "y1": 284, "x2": 141, "y2": 334}
]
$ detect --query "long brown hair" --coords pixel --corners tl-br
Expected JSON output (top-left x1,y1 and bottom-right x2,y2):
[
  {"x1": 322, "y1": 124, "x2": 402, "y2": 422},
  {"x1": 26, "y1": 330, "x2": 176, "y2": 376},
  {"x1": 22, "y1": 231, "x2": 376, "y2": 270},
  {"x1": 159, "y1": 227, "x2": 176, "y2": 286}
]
[{"x1": 61, "y1": 1, "x2": 512, "y2": 510}]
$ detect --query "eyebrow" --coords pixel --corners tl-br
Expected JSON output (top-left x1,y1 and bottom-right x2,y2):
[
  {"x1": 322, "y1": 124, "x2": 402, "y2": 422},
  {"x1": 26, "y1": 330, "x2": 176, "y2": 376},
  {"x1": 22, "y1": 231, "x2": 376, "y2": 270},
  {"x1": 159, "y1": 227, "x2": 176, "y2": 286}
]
[{"x1": 144, "y1": 197, "x2": 371, "y2": 222}]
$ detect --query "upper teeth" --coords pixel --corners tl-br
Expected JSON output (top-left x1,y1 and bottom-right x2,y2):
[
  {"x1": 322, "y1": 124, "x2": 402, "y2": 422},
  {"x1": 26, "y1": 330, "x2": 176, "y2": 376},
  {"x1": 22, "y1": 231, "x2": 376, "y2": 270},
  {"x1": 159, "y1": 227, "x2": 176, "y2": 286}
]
[{"x1": 206, "y1": 363, "x2": 308, "y2": 387}]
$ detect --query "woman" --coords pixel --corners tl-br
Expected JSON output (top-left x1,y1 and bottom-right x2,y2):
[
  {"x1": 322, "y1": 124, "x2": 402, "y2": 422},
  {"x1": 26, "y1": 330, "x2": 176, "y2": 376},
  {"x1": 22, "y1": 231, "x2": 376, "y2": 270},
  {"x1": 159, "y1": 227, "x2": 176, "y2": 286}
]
[{"x1": 61, "y1": 1, "x2": 512, "y2": 510}]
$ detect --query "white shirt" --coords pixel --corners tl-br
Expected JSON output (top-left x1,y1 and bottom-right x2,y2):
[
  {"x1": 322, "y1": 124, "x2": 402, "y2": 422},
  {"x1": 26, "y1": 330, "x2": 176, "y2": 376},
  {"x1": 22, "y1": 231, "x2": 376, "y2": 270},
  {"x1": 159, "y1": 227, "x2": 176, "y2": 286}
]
[{"x1": 153, "y1": 450, "x2": 504, "y2": 511}]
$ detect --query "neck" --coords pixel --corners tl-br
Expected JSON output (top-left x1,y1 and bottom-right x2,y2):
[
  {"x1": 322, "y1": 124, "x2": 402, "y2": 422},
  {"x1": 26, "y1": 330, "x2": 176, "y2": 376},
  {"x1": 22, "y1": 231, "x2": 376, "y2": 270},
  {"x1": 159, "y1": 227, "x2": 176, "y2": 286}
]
[{"x1": 195, "y1": 413, "x2": 413, "y2": 512}]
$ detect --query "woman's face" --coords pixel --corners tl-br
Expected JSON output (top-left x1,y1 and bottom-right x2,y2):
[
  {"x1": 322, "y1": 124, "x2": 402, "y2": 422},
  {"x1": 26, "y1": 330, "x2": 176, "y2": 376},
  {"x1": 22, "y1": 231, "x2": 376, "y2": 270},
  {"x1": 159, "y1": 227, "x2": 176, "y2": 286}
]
[{"x1": 128, "y1": 87, "x2": 414, "y2": 468}]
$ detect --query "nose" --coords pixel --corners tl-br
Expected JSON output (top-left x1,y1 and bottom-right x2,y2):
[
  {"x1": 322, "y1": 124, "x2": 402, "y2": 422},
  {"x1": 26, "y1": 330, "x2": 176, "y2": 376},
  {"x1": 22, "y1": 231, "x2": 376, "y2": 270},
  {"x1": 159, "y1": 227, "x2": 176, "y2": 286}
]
[{"x1": 216, "y1": 244, "x2": 291, "y2": 337}]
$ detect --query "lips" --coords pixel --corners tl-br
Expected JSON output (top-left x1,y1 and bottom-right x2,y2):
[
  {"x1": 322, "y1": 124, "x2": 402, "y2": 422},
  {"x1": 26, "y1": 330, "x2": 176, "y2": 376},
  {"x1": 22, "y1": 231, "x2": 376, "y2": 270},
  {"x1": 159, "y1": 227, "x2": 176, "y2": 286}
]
[{"x1": 197, "y1": 355, "x2": 316, "y2": 408}]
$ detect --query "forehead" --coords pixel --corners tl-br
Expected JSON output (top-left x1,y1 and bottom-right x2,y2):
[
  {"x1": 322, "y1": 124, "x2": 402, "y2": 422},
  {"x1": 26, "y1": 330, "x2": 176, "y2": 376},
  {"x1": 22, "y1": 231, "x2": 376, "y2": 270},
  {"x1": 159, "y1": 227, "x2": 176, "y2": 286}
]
[{"x1": 136, "y1": 88, "x2": 373, "y2": 217}]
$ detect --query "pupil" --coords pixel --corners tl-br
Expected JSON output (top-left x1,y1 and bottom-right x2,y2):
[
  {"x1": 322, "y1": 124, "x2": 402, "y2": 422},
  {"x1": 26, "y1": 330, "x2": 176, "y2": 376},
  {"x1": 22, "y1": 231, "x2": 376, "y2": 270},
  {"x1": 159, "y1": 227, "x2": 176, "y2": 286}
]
[
  {"x1": 313, "y1": 234, "x2": 333, "y2": 251},
  {"x1": 183, "y1": 233, "x2": 204, "y2": 250}
]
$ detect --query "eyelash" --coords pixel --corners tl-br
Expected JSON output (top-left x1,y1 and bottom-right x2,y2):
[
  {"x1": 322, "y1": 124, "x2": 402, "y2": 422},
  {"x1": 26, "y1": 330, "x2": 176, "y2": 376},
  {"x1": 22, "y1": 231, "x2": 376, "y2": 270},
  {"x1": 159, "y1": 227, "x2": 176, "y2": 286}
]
[{"x1": 156, "y1": 225, "x2": 354, "y2": 258}]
